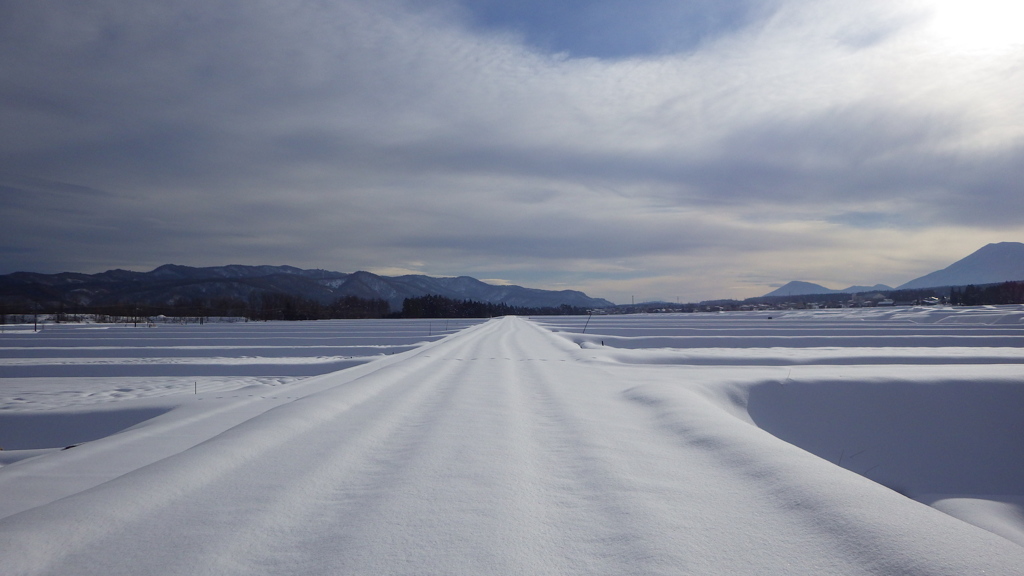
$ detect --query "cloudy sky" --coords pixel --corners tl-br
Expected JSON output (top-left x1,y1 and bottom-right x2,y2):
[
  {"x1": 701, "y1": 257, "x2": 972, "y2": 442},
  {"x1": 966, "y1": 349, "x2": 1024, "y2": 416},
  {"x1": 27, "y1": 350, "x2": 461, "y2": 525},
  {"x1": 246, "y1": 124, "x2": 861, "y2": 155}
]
[{"x1": 2, "y1": 0, "x2": 1023, "y2": 303}]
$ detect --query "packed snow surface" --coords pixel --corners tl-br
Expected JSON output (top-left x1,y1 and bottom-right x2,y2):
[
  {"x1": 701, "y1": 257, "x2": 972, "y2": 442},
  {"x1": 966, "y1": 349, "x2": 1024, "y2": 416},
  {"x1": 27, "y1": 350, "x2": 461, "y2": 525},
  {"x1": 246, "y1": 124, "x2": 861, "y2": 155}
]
[{"x1": 1, "y1": 309, "x2": 1023, "y2": 574}]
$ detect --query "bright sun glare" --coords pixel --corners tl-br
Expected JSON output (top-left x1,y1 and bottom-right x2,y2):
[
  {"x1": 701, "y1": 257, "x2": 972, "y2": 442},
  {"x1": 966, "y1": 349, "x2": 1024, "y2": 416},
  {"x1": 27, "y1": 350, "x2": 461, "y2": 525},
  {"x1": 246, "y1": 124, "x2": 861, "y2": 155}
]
[{"x1": 925, "y1": 0, "x2": 1024, "y2": 54}]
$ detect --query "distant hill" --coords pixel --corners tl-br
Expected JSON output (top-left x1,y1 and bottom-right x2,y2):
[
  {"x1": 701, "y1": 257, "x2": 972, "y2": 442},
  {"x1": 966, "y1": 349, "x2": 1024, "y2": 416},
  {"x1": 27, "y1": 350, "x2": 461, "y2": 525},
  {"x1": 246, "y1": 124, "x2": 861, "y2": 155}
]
[
  {"x1": 898, "y1": 242, "x2": 1024, "y2": 290},
  {"x1": 0, "y1": 264, "x2": 613, "y2": 312},
  {"x1": 763, "y1": 281, "x2": 832, "y2": 297},
  {"x1": 842, "y1": 284, "x2": 895, "y2": 294},
  {"x1": 763, "y1": 281, "x2": 893, "y2": 298}
]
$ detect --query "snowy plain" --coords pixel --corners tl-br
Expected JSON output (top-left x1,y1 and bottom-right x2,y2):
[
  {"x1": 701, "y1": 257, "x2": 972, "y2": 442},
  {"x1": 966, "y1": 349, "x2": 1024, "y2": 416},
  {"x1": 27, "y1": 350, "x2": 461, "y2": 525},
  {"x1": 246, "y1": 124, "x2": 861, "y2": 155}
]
[{"x1": 1, "y1": 308, "x2": 1022, "y2": 575}]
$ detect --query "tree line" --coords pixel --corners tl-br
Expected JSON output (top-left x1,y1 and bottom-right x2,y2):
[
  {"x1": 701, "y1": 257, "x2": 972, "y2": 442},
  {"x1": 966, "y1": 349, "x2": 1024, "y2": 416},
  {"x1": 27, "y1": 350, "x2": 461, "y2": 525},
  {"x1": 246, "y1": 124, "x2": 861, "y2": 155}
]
[
  {"x1": 949, "y1": 281, "x2": 1024, "y2": 306},
  {"x1": 1, "y1": 292, "x2": 588, "y2": 323},
  {"x1": 399, "y1": 294, "x2": 587, "y2": 318},
  {"x1": 246, "y1": 293, "x2": 588, "y2": 320}
]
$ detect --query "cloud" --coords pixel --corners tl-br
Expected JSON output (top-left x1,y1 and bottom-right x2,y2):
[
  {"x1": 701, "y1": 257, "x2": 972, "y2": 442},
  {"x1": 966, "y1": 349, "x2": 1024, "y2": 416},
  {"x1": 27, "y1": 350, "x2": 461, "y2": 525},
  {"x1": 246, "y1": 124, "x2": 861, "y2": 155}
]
[{"x1": 1, "y1": 0, "x2": 1023, "y2": 303}]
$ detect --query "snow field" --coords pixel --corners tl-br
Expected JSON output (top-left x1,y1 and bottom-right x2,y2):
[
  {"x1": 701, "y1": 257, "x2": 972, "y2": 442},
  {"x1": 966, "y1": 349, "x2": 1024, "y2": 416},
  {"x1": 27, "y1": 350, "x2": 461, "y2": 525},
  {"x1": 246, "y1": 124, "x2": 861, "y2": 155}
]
[
  {"x1": 0, "y1": 309, "x2": 1022, "y2": 574},
  {"x1": 537, "y1": 306, "x2": 1024, "y2": 549},
  {"x1": 0, "y1": 318, "x2": 478, "y2": 410}
]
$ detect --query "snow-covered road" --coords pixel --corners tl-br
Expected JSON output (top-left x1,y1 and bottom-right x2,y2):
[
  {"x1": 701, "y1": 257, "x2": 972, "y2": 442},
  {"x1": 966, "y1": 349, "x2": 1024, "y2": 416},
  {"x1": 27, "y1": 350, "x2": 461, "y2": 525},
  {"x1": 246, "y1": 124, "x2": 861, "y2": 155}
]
[{"x1": 2, "y1": 316, "x2": 1023, "y2": 575}]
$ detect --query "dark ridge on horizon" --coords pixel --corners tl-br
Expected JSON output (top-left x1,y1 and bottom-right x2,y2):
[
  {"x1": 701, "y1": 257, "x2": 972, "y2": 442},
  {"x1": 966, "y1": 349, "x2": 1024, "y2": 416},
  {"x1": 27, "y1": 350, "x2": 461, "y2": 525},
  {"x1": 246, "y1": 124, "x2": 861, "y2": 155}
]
[{"x1": 0, "y1": 264, "x2": 613, "y2": 313}]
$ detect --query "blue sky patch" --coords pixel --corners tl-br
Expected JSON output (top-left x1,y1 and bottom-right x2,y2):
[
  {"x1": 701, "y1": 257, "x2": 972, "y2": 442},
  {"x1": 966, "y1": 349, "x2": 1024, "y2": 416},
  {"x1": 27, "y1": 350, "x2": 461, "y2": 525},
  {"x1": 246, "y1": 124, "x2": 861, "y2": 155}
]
[{"x1": 453, "y1": 0, "x2": 771, "y2": 58}]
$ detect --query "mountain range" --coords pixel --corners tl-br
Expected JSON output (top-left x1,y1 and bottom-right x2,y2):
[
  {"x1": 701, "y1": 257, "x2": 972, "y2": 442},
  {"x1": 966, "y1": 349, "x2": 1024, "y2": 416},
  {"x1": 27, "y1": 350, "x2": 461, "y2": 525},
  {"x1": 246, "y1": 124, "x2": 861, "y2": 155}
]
[
  {"x1": 765, "y1": 242, "x2": 1024, "y2": 298},
  {"x1": 0, "y1": 265, "x2": 613, "y2": 312},
  {"x1": 5, "y1": 241, "x2": 1021, "y2": 311}
]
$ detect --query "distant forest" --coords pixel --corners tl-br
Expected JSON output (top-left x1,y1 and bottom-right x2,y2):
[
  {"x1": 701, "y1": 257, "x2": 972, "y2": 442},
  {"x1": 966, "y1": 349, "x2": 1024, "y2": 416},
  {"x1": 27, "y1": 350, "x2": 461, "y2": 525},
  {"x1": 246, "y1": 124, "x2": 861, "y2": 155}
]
[
  {"x1": 724, "y1": 281, "x2": 1024, "y2": 309},
  {"x1": 949, "y1": 282, "x2": 1024, "y2": 306},
  {"x1": 0, "y1": 293, "x2": 588, "y2": 323},
  {"x1": 618, "y1": 281, "x2": 1024, "y2": 313}
]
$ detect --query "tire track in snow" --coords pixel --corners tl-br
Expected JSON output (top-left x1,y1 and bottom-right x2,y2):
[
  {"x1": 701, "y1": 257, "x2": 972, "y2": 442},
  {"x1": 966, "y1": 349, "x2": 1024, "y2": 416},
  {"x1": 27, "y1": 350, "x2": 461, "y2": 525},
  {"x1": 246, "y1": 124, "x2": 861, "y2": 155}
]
[
  {"x1": 214, "y1": 320, "x2": 526, "y2": 576},
  {"x1": 502, "y1": 319, "x2": 682, "y2": 574},
  {"x1": 228, "y1": 318, "x2": 594, "y2": 575}
]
